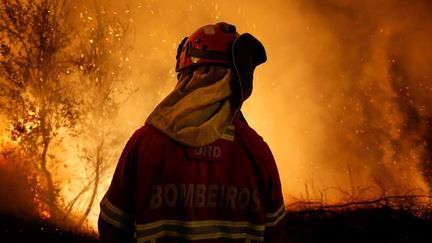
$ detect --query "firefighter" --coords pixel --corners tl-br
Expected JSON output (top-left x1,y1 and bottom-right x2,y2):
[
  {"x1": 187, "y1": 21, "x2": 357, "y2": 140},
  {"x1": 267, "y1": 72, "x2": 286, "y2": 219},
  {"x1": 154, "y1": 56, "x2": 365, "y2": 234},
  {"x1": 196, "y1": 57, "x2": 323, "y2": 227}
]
[{"x1": 98, "y1": 22, "x2": 286, "y2": 242}]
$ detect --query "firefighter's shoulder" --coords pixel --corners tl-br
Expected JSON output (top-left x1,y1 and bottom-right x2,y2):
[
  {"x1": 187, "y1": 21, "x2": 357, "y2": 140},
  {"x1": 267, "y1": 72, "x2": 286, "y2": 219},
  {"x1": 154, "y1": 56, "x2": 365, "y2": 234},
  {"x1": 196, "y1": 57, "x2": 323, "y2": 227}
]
[
  {"x1": 129, "y1": 123, "x2": 173, "y2": 147},
  {"x1": 233, "y1": 117, "x2": 278, "y2": 178},
  {"x1": 234, "y1": 118, "x2": 273, "y2": 157}
]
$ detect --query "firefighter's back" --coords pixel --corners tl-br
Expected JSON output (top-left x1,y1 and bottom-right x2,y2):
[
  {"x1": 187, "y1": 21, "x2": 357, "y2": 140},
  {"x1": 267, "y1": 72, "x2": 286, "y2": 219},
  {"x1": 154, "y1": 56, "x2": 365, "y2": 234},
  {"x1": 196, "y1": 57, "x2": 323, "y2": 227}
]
[{"x1": 125, "y1": 117, "x2": 284, "y2": 242}]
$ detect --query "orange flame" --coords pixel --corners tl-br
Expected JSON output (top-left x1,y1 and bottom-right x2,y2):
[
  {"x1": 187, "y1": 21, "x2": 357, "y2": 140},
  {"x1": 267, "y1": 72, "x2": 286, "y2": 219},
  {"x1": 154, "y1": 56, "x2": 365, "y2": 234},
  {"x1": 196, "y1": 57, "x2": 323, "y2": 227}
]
[
  {"x1": 27, "y1": 174, "x2": 51, "y2": 220},
  {"x1": 1, "y1": 0, "x2": 432, "y2": 232}
]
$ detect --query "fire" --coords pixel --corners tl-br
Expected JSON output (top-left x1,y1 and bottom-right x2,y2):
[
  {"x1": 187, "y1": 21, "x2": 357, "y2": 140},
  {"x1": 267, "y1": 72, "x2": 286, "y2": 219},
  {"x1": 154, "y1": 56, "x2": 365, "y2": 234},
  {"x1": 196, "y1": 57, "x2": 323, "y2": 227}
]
[
  {"x1": 1, "y1": 0, "x2": 432, "y2": 233},
  {"x1": 28, "y1": 174, "x2": 52, "y2": 220},
  {"x1": 107, "y1": 0, "x2": 432, "y2": 206}
]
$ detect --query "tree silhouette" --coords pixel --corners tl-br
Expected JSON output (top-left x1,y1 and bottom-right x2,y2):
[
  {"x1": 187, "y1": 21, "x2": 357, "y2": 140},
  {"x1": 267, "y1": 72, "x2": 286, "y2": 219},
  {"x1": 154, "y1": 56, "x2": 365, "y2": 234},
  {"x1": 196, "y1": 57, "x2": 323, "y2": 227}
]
[
  {"x1": 64, "y1": 0, "x2": 133, "y2": 228},
  {"x1": 0, "y1": 0, "x2": 79, "y2": 219},
  {"x1": 0, "y1": 0, "x2": 132, "y2": 227}
]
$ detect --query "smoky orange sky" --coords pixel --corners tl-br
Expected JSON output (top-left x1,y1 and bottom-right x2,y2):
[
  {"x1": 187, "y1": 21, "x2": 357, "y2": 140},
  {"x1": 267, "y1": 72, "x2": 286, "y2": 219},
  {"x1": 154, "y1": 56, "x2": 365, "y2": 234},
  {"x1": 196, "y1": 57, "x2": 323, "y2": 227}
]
[
  {"x1": 108, "y1": 0, "x2": 432, "y2": 203},
  {"x1": 3, "y1": 0, "x2": 431, "y2": 228}
]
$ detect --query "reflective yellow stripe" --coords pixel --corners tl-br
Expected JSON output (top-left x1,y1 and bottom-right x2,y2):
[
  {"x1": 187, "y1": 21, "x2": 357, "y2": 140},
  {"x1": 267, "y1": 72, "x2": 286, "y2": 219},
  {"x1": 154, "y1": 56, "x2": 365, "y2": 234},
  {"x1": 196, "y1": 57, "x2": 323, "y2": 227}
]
[
  {"x1": 265, "y1": 204, "x2": 285, "y2": 218},
  {"x1": 102, "y1": 196, "x2": 133, "y2": 220},
  {"x1": 265, "y1": 204, "x2": 286, "y2": 227},
  {"x1": 265, "y1": 210, "x2": 286, "y2": 227},
  {"x1": 136, "y1": 219, "x2": 264, "y2": 231},
  {"x1": 220, "y1": 125, "x2": 234, "y2": 141},
  {"x1": 135, "y1": 219, "x2": 265, "y2": 242},
  {"x1": 100, "y1": 210, "x2": 129, "y2": 230},
  {"x1": 220, "y1": 133, "x2": 234, "y2": 141},
  {"x1": 136, "y1": 232, "x2": 263, "y2": 242},
  {"x1": 100, "y1": 196, "x2": 133, "y2": 230}
]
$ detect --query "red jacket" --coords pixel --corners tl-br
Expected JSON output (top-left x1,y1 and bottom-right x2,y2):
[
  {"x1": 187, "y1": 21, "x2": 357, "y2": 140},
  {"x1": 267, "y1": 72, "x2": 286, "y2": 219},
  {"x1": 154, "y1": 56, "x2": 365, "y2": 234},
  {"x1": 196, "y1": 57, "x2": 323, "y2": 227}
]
[{"x1": 99, "y1": 117, "x2": 285, "y2": 242}]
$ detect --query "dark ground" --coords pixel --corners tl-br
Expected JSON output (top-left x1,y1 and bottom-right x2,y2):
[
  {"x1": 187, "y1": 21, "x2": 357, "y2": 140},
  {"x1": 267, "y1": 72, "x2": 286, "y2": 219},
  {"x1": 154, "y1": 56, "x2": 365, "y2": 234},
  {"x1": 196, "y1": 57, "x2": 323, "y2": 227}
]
[
  {"x1": 0, "y1": 213, "x2": 98, "y2": 243},
  {"x1": 1, "y1": 207, "x2": 432, "y2": 243},
  {"x1": 285, "y1": 207, "x2": 432, "y2": 243}
]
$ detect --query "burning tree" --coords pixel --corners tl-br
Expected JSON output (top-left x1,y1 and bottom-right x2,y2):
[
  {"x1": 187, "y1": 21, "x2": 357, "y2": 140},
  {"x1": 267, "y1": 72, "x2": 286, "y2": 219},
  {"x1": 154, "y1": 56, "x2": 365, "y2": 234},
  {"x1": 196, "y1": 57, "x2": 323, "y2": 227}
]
[
  {"x1": 63, "y1": 0, "x2": 133, "y2": 228},
  {"x1": 0, "y1": 0, "x2": 132, "y2": 227},
  {"x1": 0, "y1": 0, "x2": 79, "y2": 219}
]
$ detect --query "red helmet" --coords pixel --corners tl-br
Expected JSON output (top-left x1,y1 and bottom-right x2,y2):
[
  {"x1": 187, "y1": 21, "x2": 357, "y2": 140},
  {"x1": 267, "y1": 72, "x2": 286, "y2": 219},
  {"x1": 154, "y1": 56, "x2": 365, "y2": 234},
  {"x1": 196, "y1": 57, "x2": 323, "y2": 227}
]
[
  {"x1": 176, "y1": 22, "x2": 267, "y2": 103},
  {"x1": 175, "y1": 22, "x2": 239, "y2": 72}
]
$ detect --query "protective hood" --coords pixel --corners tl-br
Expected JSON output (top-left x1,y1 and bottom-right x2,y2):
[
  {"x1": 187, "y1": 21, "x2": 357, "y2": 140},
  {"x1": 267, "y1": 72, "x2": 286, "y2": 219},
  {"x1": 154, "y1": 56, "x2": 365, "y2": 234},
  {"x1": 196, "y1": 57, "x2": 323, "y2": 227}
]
[
  {"x1": 231, "y1": 33, "x2": 267, "y2": 106},
  {"x1": 146, "y1": 66, "x2": 239, "y2": 147}
]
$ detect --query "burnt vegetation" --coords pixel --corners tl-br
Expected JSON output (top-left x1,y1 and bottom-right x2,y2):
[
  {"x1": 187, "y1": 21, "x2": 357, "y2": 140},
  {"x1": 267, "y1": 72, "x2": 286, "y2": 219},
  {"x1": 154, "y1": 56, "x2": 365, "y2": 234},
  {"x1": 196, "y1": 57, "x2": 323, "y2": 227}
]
[
  {"x1": 283, "y1": 175, "x2": 432, "y2": 242},
  {"x1": 285, "y1": 205, "x2": 432, "y2": 243},
  {"x1": 0, "y1": 0, "x2": 132, "y2": 230}
]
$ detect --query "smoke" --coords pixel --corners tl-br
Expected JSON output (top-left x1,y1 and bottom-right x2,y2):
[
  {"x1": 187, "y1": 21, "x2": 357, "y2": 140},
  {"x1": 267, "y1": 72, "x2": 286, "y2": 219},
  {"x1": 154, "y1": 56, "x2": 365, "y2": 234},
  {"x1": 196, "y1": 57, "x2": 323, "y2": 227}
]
[
  {"x1": 109, "y1": 0, "x2": 432, "y2": 203},
  {"x1": 2, "y1": 0, "x2": 432, "y2": 230},
  {"x1": 279, "y1": 0, "x2": 432, "y2": 200}
]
